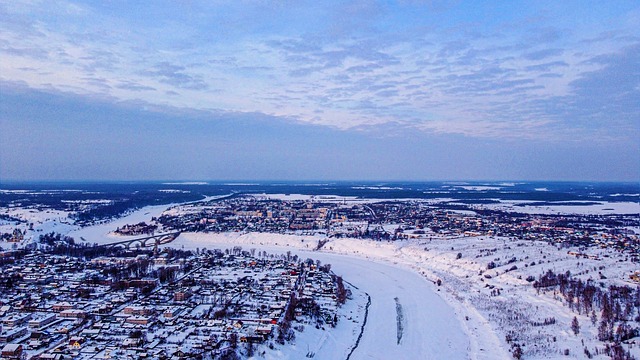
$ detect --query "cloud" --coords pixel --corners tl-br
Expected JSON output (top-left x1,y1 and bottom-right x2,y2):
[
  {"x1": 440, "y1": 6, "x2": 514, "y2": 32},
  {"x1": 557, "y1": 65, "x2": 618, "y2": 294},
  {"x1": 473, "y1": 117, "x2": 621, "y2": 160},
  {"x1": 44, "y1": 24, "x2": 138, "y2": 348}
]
[
  {"x1": 566, "y1": 43, "x2": 640, "y2": 132},
  {"x1": 139, "y1": 62, "x2": 208, "y2": 90},
  {"x1": 0, "y1": 0, "x2": 638, "y2": 144},
  {"x1": 115, "y1": 81, "x2": 156, "y2": 92},
  {"x1": 524, "y1": 61, "x2": 568, "y2": 72},
  {"x1": 523, "y1": 48, "x2": 564, "y2": 61}
]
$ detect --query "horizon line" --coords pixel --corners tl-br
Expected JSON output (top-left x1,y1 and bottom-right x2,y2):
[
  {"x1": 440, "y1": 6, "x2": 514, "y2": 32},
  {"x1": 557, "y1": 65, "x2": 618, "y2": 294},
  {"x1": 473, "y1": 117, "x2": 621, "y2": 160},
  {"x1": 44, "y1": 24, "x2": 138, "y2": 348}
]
[{"x1": 1, "y1": 179, "x2": 639, "y2": 185}]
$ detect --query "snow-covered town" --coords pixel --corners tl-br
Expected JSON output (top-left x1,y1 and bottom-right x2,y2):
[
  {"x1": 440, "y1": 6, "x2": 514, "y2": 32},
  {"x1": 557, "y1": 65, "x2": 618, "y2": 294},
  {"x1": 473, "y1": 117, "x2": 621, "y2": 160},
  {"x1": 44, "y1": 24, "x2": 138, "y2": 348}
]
[
  {"x1": 2, "y1": 1, "x2": 639, "y2": 359},
  {"x1": 0, "y1": 244, "x2": 359, "y2": 360},
  {"x1": 1, "y1": 186, "x2": 639, "y2": 360},
  {"x1": 156, "y1": 194, "x2": 640, "y2": 255}
]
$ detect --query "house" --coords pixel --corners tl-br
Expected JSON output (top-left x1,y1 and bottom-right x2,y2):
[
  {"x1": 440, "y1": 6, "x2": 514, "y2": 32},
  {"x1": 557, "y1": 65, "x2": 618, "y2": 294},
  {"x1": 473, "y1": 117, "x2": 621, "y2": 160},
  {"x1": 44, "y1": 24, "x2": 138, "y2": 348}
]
[
  {"x1": 255, "y1": 324, "x2": 273, "y2": 335},
  {"x1": 174, "y1": 291, "x2": 191, "y2": 301},
  {"x1": 126, "y1": 316, "x2": 150, "y2": 326},
  {"x1": 28, "y1": 313, "x2": 57, "y2": 329},
  {"x1": 3, "y1": 313, "x2": 32, "y2": 327},
  {"x1": 59, "y1": 309, "x2": 86, "y2": 319},
  {"x1": 124, "y1": 306, "x2": 153, "y2": 316},
  {"x1": 122, "y1": 337, "x2": 141, "y2": 348},
  {"x1": 240, "y1": 335, "x2": 263, "y2": 343},
  {"x1": 52, "y1": 302, "x2": 74, "y2": 312},
  {"x1": 69, "y1": 336, "x2": 84, "y2": 349},
  {"x1": 0, "y1": 327, "x2": 28, "y2": 343},
  {"x1": 37, "y1": 355, "x2": 62, "y2": 360},
  {"x1": 163, "y1": 307, "x2": 183, "y2": 318},
  {"x1": 172, "y1": 349, "x2": 188, "y2": 359},
  {"x1": 1, "y1": 344, "x2": 23, "y2": 359}
]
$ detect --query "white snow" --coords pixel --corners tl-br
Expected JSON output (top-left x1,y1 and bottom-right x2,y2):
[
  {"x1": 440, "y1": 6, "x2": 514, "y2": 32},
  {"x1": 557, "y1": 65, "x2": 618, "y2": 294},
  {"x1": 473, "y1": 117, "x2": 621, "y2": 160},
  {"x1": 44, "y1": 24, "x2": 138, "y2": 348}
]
[
  {"x1": 481, "y1": 200, "x2": 640, "y2": 215},
  {"x1": 3, "y1": 194, "x2": 639, "y2": 359},
  {"x1": 160, "y1": 229, "x2": 640, "y2": 360},
  {"x1": 455, "y1": 186, "x2": 503, "y2": 191},
  {"x1": 163, "y1": 232, "x2": 497, "y2": 360},
  {"x1": 67, "y1": 204, "x2": 175, "y2": 244}
]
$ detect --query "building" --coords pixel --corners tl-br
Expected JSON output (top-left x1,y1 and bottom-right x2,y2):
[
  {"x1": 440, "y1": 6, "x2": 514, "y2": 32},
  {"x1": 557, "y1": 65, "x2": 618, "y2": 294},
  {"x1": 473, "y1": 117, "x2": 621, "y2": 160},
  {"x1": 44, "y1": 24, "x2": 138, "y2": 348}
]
[
  {"x1": 1, "y1": 344, "x2": 23, "y2": 359},
  {"x1": 0, "y1": 327, "x2": 28, "y2": 343},
  {"x1": 3, "y1": 313, "x2": 32, "y2": 327},
  {"x1": 52, "y1": 302, "x2": 73, "y2": 312},
  {"x1": 163, "y1": 307, "x2": 183, "y2": 318},
  {"x1": 59, "y1": 309, "x2": 86, "y2": 319},
  {"x1": 124, "y1": 306, "x2": 153, "y2": 316},
  {"x1": 69, "y1": 336, "x2": 84, "y2": 349},
  {"x1": 174, "y1": 291, "x2": 191, "y2": 302},
  {"x1": 28, "y1": 314, "x2": 57, "y2": 329},
  {"x1": 125, "y1": 316, "x2": 150, "y2": 326}
]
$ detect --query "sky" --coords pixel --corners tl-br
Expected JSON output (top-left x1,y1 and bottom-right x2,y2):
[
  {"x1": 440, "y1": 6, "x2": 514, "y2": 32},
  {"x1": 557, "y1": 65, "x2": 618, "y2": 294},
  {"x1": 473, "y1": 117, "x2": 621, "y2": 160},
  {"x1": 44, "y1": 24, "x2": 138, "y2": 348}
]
[{"x1": 1, "y1": 0, "x2": 639, "y2": 182}]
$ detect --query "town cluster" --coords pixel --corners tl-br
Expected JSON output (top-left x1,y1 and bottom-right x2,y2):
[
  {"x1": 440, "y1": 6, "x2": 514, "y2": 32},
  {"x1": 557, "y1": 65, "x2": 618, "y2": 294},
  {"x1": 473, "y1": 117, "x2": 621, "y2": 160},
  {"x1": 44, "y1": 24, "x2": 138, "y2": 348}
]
[
  {"x1": 157, "y1": 196, "x2": 640, "y2": 257},
  {"x1": 0, "y1": 245, "x2": 345, "y2": 359}
]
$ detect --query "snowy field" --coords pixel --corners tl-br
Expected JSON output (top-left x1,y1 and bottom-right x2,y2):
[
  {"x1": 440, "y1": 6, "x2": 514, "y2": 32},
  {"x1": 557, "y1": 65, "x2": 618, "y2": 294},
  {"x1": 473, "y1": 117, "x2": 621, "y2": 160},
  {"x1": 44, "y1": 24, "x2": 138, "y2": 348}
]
[
  {"x1": 0, "y1": 207, "x2": 76, "y2": 248},
  {"x1": 480, "y1": 200, "x2": 640, "y2": 215}
]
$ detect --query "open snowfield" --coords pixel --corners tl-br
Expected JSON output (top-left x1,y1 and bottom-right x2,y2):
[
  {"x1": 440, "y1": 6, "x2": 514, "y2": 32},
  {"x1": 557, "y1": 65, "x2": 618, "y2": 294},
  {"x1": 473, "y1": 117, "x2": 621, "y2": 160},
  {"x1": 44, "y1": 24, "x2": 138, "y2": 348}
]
[
  {"x1": 480, "y1": 200, "x2": 640, "y2": 215},
  {"x1": 0, "y1": 207, "x2": 76, "y2": 246}
]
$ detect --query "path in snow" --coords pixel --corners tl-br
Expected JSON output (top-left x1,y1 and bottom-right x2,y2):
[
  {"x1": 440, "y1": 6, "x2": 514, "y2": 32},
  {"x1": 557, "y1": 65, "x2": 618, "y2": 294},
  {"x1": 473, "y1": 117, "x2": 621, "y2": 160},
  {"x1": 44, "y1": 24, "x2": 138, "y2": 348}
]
[{"x1": 345, "y1": 289, "x2": 371, "y2": 360}]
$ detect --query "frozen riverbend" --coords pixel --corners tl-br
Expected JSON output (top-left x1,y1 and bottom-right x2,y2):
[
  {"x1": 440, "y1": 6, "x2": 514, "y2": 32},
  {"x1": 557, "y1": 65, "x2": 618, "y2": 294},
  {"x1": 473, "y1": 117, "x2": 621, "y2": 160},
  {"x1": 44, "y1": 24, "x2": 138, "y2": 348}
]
[
  {"x1": 320, "y1": 252, "x2": 470, "y2": 360},
  {"x1": 166, "y1": 233, "x2": 477, "y2": 360}
]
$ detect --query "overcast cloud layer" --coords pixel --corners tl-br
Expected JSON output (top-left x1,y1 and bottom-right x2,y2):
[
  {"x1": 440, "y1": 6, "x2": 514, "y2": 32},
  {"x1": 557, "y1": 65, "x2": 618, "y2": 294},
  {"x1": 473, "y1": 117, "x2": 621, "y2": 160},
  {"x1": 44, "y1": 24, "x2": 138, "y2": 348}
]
[{"x1": 1, "y1": 1, "x2": 639, "y2": 181}]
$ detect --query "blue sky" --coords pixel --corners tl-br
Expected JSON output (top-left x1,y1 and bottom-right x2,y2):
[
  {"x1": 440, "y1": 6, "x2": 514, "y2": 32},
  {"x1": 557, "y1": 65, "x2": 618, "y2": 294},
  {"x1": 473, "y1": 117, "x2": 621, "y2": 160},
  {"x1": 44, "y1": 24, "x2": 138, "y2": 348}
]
[{"x1": 1, "y1": 0, "x2": 638, "y2": 181}]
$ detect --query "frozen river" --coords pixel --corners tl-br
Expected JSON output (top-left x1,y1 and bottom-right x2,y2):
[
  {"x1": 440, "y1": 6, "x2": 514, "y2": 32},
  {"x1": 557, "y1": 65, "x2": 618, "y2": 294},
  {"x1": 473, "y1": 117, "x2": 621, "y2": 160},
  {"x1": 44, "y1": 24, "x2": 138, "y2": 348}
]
[
  {"x1": 166, "y1": 235, "x2": 471, "y2": 360},
  {"x1": 312, "y1": 251, "x2": 469, "y2": 360}
]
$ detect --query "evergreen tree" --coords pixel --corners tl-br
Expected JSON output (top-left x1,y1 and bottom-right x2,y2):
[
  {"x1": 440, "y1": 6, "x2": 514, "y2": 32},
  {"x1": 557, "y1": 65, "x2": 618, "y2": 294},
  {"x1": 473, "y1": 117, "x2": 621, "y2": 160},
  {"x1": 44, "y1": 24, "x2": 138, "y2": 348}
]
[{"x1": 571, "y1": 316, "x2": 580, "y2": 335}]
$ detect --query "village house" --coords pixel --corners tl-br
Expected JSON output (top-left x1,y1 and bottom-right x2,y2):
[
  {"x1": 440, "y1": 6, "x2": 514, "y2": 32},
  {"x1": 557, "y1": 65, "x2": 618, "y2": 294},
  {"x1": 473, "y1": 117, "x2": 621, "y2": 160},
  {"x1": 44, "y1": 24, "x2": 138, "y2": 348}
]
[
  {"x1": 1, "y1": 343, "x2": 23, "y2": 359},
  {"x1": 59, "y1": 309, "x2": 86, "y2": 319},
  {"x1": 126, "y1": 315, "x2": 151, "y2": 326},
  {"x1": 28, "y1": 313, "x2": 57, "y2": 329}
]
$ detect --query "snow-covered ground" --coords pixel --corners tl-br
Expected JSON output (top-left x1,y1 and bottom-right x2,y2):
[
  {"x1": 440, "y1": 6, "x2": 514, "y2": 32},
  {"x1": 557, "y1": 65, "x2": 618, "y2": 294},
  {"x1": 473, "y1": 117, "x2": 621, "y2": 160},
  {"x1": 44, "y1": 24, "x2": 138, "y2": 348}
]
[
  {"x1": 480, "y1": 200, "x2": 640, "y2": 215},
  {"x1": 0, "y1": 207, "x2": 76, "y2": 246},
  {"x1": 164, "y1": 233, "x2": 473, "y2": 360},
  {"x1": 161, "y1": 230, "x2": 640, "y2": 359},
  {"x1": 66, "y1": 204, "x2": 173, "y2": 244},
  {"x1": 2, "y1": 196, "x2": 639, "y2": 359}
]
